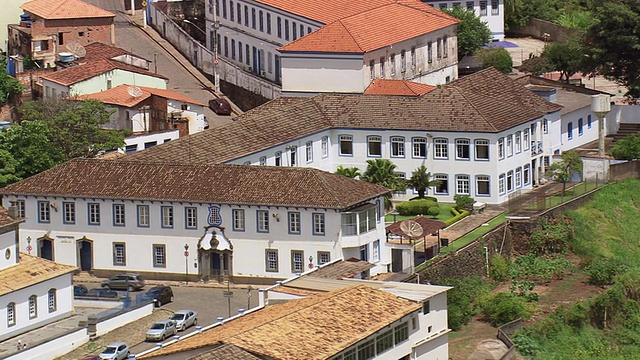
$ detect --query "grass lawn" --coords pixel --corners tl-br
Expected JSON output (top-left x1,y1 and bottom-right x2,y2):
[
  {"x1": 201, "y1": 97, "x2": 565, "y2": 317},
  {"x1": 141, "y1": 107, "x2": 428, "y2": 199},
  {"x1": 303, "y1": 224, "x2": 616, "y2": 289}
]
[
  {"x1": 527, "y1": 181, "x2": 602, "y2": 210},
  {"x1": 440, "y1": 212, "x2": 509, "y2": 255},
  {"x1": 385, "y1": 203, "x2": 456, "y2": 223}
]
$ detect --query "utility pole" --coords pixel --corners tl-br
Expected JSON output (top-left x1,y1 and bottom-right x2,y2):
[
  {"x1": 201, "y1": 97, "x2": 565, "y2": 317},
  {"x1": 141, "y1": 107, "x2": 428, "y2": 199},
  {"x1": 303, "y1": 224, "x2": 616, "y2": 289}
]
[{"x1": 212, "y1": 0, "x2": 221, "y2": 93}]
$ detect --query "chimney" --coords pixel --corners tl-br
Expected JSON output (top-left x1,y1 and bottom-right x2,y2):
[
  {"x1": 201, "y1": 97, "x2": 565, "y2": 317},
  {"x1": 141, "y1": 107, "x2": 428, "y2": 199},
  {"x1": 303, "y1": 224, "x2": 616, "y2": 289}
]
[{"x1": 8, "y1": 201, "x2": 18, "y2": 219}]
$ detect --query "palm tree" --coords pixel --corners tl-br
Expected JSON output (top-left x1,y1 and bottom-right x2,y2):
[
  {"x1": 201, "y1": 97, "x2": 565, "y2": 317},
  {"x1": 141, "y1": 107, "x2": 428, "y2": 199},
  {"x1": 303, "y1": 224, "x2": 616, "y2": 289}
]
[
  {"x1": 360, "y1": 159, "x2": 406, "y2": 209},
  {"x1": 334, "y1": 165, "x2": 361, "y2": 179},
  {"x1": 407, "y1": 165, "x2": 440, "y2": 198}
]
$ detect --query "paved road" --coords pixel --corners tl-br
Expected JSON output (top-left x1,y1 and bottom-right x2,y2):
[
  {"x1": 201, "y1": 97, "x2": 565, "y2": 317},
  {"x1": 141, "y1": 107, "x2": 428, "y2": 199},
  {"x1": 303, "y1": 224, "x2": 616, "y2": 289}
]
[
  {"x1": 83, "y1": 0, "x2": 234, "y2": 128},
  {"x1": 78, "y1": 282, "x2": 255, "y2": 355}
]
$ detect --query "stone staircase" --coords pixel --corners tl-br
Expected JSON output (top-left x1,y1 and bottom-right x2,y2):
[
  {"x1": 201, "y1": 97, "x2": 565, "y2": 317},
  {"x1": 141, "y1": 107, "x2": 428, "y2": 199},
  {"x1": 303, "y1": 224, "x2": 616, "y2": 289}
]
[{"x1": 611, "y1": 123, "x2": 640, "y2": 141}]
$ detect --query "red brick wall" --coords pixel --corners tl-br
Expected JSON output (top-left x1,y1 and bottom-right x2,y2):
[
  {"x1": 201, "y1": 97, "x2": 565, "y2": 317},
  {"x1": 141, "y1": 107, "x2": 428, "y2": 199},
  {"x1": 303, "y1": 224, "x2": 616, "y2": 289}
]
[{"x1": 29, "y1": 17, "x2": 114, "y2": 47}]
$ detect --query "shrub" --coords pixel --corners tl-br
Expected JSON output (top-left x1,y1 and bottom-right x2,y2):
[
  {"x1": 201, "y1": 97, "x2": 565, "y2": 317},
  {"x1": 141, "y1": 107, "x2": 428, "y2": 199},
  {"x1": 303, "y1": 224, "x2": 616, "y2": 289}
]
[
  {"x1": 529, "y1": 217, "x2": 573, "y2": 255},
  {"x1": 490, "y1": 254, "x2": 511, "y2": 283},
  {"x1": 444, "y1": 209, "x2": 470, "y2": 227},
  {"x1": 509, "y1": 280, "x2": 540, "y2": 302},
  {"x1": 441, "y1": 276, "x2": 493, "y2": 330},
  {"x1": 475, "y1": 47, "x2": 513, "y2": 74},
  {"x1": 395, "y1": 199, "x2": 438, "y2": 216},
  {"x1": 454, "y1": 194, "x2": 475, "y2": 211},
  {"x1": 509, "y1": 254, "x2": 574, "y2": 282},
  {"x1": 427, "y1": 206, "x2": 440, "y2": 217},
  {"x1": 477, "y1": 292, "x2": 532, "y2": 326},
  {"x1": 409, "y1": 195, "x2": 438, "y2": 203},
  {"x1": 585, "y1": 258, "x2": 626, "y2": 286}
]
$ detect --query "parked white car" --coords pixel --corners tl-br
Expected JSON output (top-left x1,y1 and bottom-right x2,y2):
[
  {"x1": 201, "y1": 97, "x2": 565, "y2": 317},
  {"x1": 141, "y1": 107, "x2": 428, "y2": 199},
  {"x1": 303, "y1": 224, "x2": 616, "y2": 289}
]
[
  {"x1": 170, "y1": 310, "x2": 198, "y2": 331},
  {"x1": 145, "y1": 320, "x2": 177, "y2": 341},
  {"x1": 99, "y1": 342, "x2": 129, "y2": 360}
]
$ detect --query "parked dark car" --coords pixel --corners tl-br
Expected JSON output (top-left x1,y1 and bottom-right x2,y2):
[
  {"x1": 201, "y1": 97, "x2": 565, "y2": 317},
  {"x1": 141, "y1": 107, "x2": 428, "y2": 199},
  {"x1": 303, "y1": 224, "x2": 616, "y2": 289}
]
[
  {"x1": 143, "y1": 285, "x2": 174, "y2": 307},
  {"x1": 101, "y1": 273, "x2": 145, "y2": 291},
  {"x1": 208, "y1": 98, "x2": 232, "y2": 115},
  {"x1": 74, "y1": 284, "x2": 88, "y2": 297},
  {"x1": 85, "y1": 288, "x2": 119, "y2": 299}
]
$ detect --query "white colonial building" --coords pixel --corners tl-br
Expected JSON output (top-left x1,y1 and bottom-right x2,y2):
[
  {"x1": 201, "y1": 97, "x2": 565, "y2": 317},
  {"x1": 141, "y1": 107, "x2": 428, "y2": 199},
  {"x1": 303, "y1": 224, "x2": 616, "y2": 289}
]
[
  {"x1": 126, "y1": 68, "x2": 603, "y2": 205},
  {"x1": 422, "y1": 0, "x2": 505, "y2": 41},
  {"x1": 205, "y1": 0, "x2": 459, "y2": 93},
  {"x1": 0, "y1": 160, "x2": 416, "y2": 282},
  {"x1": 0, "y1": 206, "x2": 76, "y2": 342}
]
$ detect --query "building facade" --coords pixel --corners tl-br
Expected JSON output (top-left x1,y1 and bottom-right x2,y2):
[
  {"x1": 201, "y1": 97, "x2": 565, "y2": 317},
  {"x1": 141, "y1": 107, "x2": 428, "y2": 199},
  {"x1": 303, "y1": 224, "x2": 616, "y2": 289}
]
[{"x1": 422, "y1": 0, "x2": 505, "y2": 40}]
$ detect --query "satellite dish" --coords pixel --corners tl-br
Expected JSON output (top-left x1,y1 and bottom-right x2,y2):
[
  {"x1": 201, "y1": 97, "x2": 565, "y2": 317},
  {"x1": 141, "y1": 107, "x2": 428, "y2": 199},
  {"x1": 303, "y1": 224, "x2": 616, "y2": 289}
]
[
  {"x1": 400, "y1": 220, "x2": 424, "y2": 238},
  {"x1": 65, "y1": 41, "x2": 86, "y2": 59},
  {"x1": 127, "y1": 85, "x2": 143, "y2": 98}
]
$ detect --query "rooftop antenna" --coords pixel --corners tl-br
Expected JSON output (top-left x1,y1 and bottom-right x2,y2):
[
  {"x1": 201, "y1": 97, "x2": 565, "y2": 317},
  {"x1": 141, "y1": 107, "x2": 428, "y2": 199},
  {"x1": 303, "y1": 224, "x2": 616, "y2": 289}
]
[
  {"x1": 66, "y1": 41, "x2": 86, "y2": 59},
  {"x1": 127, "y1": 85, "x2": 143, "y2": 98}
]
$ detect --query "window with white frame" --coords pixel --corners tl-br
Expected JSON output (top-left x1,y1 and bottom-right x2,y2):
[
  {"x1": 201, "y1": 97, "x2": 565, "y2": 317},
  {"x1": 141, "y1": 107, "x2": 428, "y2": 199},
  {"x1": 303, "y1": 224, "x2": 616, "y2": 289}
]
[
  {"x1": 401, "y1": 50, "x2": 406, "y2": 72},
  {"x1": 63, "y1": 202, "x2": 75, "y2": 224},
  {"x1": 313, "y1": 213, "x2": 325, "y2": 235},
  {"x1": 578, "y1": 118, "x2": 584, "y2": 136},
  {"x1": 480, "y1": 0, "x2": 487, "y2": 15},
  {"x1": 427, "y1": 42, "x2": 433, "y2": 63},
  {"x1": 373, "y1": 240, "x2": 380, "y2": 262},
  {"x1": 434, "y1": 138, "x2": 448, "y2": 159},
  {"x1": 523, "y1": 129, "x2": 530, "y2": 150},
  {"x1": 507, "y1": 170, "x2": 514, "y2": 192},
  {"x1": 391, "y1": 136, "x2": 405, "y2": 157},
  {"x1": 288, "y1": 212, "x2": 301, "y2": 234},
  {"x1": 318, "y1": 251, "x2": 330, "y2": 265},
  {"x1": 259, "y1": 156, "x2": 266, "y2": 166},
  {"x1": 29, "y1": 295, "x2": 37, "y2": 319},
  {"x1": 368, "y1": 136, "x2": 382, "y2": 157},
  {"x1": 568, "y1": 122, "x2": 573, "y2": 140},
  {"x1": 358, "y1": 339, "x2": 375, "y2": 359},
  {"x1": 507, "y1": 135, "x2": 513, "y2": 156},
  {"x1": 370, "y1": 59, "x2": 375, "y2": 79},
  {"x1": 321, "y1": 136, "x2": 328, "y2": 157},
  {"x1": 491, "y1": 0, "x2": 499, "y2": 14},
  {"x1": 376, "y1": 329, "x2": 393, "y2": 355},
  {"x1": 439, "y1": 3, "x2": 447, "y2": 9},
  {"x1": 499, "y1": 173, "x2": 506, "y2": 194},
  {"x1": 257, "y1": 210, "x2": 269, "y2": 232},
  {"x1": 515, "y1": 167, "x2": 522, "y2": 188},
  {"x1": 476, "y1": 175, "x2": 490, "y2": 196},
  {"x1": 543, "y1": 119, "x2": 548, "y2": 133},
  {"x1": 475, "y1": 139, "x2": 489, "y2": 160},
  {"x1": 342, "y1": 213, "x2": 357, "y2": 236},
  {"x1": 88, "y1": 203, "x2": 100, "y2": 225},
  {"x1": 339, "y1": 135, "x2": 353, "y2": 156},
  {"x1": 411, "y1": 46, "x2": 416, "y2": 68},
  {"x1": 466, "y1": 1, "x2": 474, "y2": 10},
  {"x1": 185, "y1": 207, "x2": 197, "y2": 229},
  {"x1": 48, "y1": 288, "x2": 56, "y2": 312},
  {"x1": 113, "y1": 204, "x2": 125, "y2": 226},
  {"x1": 412, "y1": 137, "x2": 427, "y2": 158},
  {"x1": 515, "y1": 131, "x2": 522, "y2": 153},
  {"x1": 523, "y1": 164, "x2": 530, "y2": 185},
  {"x1": 7, "y1": 302, "x2": 15, "y2": 326},
  {"x1": 380, "y1": 56, "x2": 385, "y2": 77},
  {"x1": 38, "y1": 201, "x2": 50, "y2": 223},
  {"x1": 137, "y1": 205, "x2": 149, "y2": 227},
  {"x1": 275, "y1": 151, "x2": 282, "y2": 166},
  {"x1": 305, "y1": 141, "x2": 313, "y2": 163},
  {"x1": 113, "y1": 242, "x2": 126, "y2": 265},
  {"x1": 434, "y1": 174, "x2": 448, "y2": 194},
  {"x1": 456, "y1": 175, "x2": 470, "y2": 194},
  {"x1": 443, "y1": 36, "x2": 448, "y2": 58},
  {"x1": 498, "y1": 138, "x2": 505, "y2": 159},
  {"x1": 161, "y1": 206, "x2": 174, "y2": 228},
  {"x1": 390, "y1": 53, "x2": 396, "y2": 76},
  {"x1": 16, "y1": 199, "x2": 25, "y2": 218},
  {"x1": 456, "y1": 139, "x2": 470, "y2": 160},
  {"x1": 394, "y1": 322, "x2": 409, "y2": 343},
  {"x1": 437, "y1": 38, "x2": 442, "y2": 59},
  {"x1": 289, "y1": 145, "x2": 297, "y2": 166},
  {"x1": 232, "y1": 209, "x2": 245, "y2": 231},
  {"x1": 265, "y1": 249, "x2": 278, "y2": 272},
  {"x1": 153, "y1": 244, "x2": 166, "y2": 267},
  {"x1": 291, "y1": 250, "x2": 304, "y2": 273}
]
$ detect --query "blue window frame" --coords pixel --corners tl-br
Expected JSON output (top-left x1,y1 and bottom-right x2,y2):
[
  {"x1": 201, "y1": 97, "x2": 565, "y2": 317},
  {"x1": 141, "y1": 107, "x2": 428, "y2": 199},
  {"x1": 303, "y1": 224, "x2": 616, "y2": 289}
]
[
  {"x1": 257, "y1": 210, "x2": 269, "y2": 233},
  {"x1": 578, "y1": 118, "x2": 584, "y2": 136},
  {"x1": 185, "y1": 207, "x2": 198, "y2": 229},
  {"x1": 455, "y1": 138, "x2": 471, "y2": 160},
  {"x1": 63, "y1": 202, "x2": 75, "y2": 224},
  {"x1": 232, "y1": 209, "x2": 245, "y2": 231},
  {"x1": 412, "y1": 137, "x2": 427, "y2": 158},
  {"x1": 137, "y1": 205, "x2": 150, "y2": 227},
  {"x1": 474, "y1": 139, "x2": 490, "y2": 160},
  {"x1": 88, "y1": 203, "x2": 100, "y2": 225},
  {"x1": 367, "y1": 135, "x2": 382, "y2": 157},
  {"x1": 390, "y1": 136, "x2": 405, "y2": 158},
  {"x1": 339, "y1": 134, "x2": 353, "y2": 156},
  {"x1": 38, "y1": 201, "x2": 50, "y2": 223},
  {"x1": 161, "y1": 206, "x2": 174, "y2": 229},
  {"x1": 288, "y1": 212, "x2": 301, "y2": 234},
  {"x1": 434, "y1": 174, "x2": 448, "y2": 195},
  {"x1": 113, "y1": 204, "x2": 125, "y2": 226},
  {"x1": 499, "y1": 173, "x2": 506, "y2": 194},
  {"x1": 433, "y1": 138, "x2": 448, "y2": 159},
  {"x1": 312, "y1": 213, "x2": 325, "y2": 235},
  {"x1": 568, "y1": 122, "x2": 573, "y2": 140},
  {"x1": 476, "y1": 175, "x2": 490, "y2": 197}
]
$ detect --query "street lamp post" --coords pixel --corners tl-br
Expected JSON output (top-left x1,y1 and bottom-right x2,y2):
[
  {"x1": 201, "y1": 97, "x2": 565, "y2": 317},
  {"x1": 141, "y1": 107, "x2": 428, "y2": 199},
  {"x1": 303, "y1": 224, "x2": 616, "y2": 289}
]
[{"x1": 184, "y1": 244, "x2": 190, "y2": 285}]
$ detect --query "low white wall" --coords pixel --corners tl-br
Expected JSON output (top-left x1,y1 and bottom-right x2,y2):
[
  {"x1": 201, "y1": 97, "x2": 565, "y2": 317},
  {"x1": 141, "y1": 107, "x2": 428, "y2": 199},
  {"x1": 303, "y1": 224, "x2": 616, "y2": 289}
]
[
  {"x1": 4, "y1": 328, "x2": 88, "y2": 360},
  {"x1": 96, "y1": 302, "x2": 154, "y2": 336}
]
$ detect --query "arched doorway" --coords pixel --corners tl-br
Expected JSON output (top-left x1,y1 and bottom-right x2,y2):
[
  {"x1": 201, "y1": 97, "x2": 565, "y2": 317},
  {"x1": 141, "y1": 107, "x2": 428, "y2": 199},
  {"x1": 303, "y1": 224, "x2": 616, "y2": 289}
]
[
  {"x1": 77, "y1": 237, "x2": 93, "y2": 271},
  {"x1": 197, "y1": 226, "x2": 233, "y2": 283},
  {"x1": 37, "y1": 235, "x2": 54, "y2": 261}
]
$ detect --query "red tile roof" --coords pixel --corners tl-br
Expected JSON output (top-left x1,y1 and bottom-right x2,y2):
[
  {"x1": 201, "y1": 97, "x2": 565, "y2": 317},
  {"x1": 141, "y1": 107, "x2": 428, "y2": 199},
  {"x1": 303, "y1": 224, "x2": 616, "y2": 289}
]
[
  {"x1": 0, "y1": 159, "x2": 390, "y2": 209},
  {"x1": 81, "y1": 42, "x2": 132, "y2": 62},
  {"x1": 0, "y1": 253, "x2": 77, "y2": 297},
  {"x1": 364, "y1": 79, "x2": 437, "y2": 96},
  {"x1": 21, "y1": 0, "x2": 115, "y2": 19},
  {"x1": 386, "y1": 216, "x2": 446, "y2": 240},
  {"x1": 41, "y1": 59, "x2": 167, "y2": 86},
  {"x1": 279, "y1": 2, "x2": 458, "y2": 53},
  {"x1": 78, "y1": 84, "x2": 205, "y2": 107}
]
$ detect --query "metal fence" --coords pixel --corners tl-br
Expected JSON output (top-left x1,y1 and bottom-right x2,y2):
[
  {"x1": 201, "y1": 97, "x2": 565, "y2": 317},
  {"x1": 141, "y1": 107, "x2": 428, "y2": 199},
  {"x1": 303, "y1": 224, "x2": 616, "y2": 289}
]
[{"x1": 507, "y1": 177, "x2": 605, "y2": 215}]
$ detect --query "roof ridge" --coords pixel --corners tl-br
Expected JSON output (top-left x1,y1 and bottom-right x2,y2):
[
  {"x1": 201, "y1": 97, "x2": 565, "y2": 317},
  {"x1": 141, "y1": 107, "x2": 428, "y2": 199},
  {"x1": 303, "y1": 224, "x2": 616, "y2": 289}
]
[{"x1": 334, "y1": 20, "x2": 365, "y2": 52}]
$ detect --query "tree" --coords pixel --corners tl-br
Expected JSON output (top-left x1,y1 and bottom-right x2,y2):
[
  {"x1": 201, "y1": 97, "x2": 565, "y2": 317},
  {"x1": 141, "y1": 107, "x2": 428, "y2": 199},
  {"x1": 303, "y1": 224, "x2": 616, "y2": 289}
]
[
  {"x1": 442, "y1": 6, "x2": 492, "y2": 59},
  {"x1": 0, "y1": 58, "x2": 22, "y2": 105},
  {"x1": 519, "y1": 55, "x2": 553, "y2": 76},
  {"x1": 360, "y1": 159, "x2": 406, "y2": 210},
  {"x1": 546, "y1": 150, "x2": 583, "y2": 197},
  {"x1": 610, "y1": 134, "x2": 640, "y2": 160},
  {"x1": 505, "y1": 0, "x2": 563, "y2": 30},
  {"x1": 583, "y1": 0, "x2": 640, "y2": 98},
  {"x1": 0, "y1": 150, "x2": 21, "y2": 187},
  {"x1": 407, "y1": 165, "x2": 440, "y2": 199},
  {"x1": 541, "y1": 37, "x2": 585, "y2": 84},
  {"x1": 475, "y1": 47, "x2": 513, "y2": 74},
  {"x1": 334, "y1": 165, "x2": 361, "y2": 179},
  {"x1": 19, "y1": 98, "x2": 125, "y2": 159}
]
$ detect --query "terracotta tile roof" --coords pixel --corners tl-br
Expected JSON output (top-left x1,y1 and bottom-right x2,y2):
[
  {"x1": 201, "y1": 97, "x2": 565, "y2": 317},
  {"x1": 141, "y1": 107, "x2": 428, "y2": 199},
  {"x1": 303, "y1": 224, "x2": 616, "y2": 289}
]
[
  {"x1": 309, "y1": 258, "x2": 375, "y2": 279},
  {"x1": 0, "y1": 253, "x2": 77, "y2": 297},
  {"x1": 0, "y1": 159, "x2": 390, "y2": 209},
  {"x1": 124, "y1": 68, "x2": 562, "y2": 165},
  {"x1": 81, "y1": 42, "x2": 132, "y2": 62},
  {"x1": 364, "y1": 79, "x2": 437, "y2": 96},
  {"x1": 78, "y1": 84, "x2": 205, "y2": 107},
  {"x1": 141, "y1": 285, "x2": 421, "y2": 359},
  {"x1": 279, "y1": 2, "x2": 457, "y2": 53},
  {"x1": 386, "y1": 216, "x2": 446, "y2": 240},
  {"x1": 187, "y1": 344, "x2": 262, "y2": 360},
  {"x1": 21, "y1": 0, "x2": 115, "y2": 19},
  {"x1": 0, "y1": 207, "x2": 20, "y2": 228},
  {"x1": 42, "y1": 59, "x2": 167, "y2": 87}
]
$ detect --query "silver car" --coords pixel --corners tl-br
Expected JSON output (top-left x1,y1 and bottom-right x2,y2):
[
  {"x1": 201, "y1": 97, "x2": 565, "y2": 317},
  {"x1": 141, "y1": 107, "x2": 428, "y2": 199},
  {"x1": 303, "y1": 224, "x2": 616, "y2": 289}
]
[
  {"x1": 170, "y1": 310, "x2": 198, "y2": 331},
  {"x1": 145, "y1": 320, "x2": 177, "y2": 341},
  {"x1": 99, "y1": 342, "x2": 129, "y2": 360}
]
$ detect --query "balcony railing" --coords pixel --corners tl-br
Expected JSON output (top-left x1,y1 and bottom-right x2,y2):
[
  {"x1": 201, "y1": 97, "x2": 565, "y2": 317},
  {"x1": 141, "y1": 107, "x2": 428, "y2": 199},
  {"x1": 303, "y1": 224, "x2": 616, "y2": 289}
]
[{"x1": 531, "y1": 141, "x2": 543, "y2": 155}]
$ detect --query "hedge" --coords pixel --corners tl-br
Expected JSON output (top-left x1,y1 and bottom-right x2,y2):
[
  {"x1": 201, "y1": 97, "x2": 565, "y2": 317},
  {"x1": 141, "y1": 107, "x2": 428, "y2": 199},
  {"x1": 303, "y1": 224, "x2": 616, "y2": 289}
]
[
  {"x1": 444, "y1": 209, "x2": 470, "y2": 227},
  {"x1": 396, "y1": 199, "x2": 439, "y2": 216}
]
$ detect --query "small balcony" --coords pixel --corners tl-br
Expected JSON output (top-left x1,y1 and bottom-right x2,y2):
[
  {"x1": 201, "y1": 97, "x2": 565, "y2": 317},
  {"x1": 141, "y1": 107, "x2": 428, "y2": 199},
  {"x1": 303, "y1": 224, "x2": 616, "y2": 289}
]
[{"x1": 531, "y1": 141, "x2": 543, "y2": 155}]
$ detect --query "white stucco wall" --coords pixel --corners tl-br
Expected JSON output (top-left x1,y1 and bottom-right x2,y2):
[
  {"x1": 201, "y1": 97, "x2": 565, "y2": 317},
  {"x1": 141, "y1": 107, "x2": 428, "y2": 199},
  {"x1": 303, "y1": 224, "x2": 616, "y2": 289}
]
[
  {"x1": 42, "y1": 69, "x2": 167, "y2": 99},
  {"x1": 281, "y1": 54, "x2": 365, "y2": 93},
  {"x1": 423, "y1": 0, "x2": 505, "y2": 41},
  {"x1": 0, "y1": 228, "x2": 18, "y2": 270}
]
